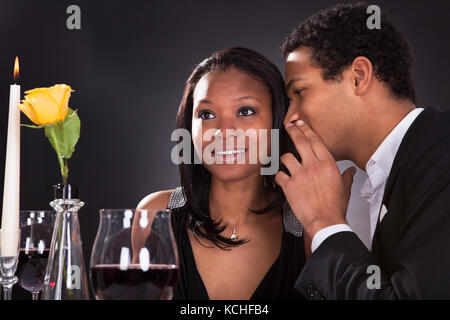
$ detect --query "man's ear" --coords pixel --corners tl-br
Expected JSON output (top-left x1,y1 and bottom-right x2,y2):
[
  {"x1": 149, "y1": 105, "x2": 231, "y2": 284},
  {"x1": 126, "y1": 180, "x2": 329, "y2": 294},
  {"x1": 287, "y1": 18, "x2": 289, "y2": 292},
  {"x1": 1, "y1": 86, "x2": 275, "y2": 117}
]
[{"x1": 350, "y1": 56, "x2": 373, "y2": 96}]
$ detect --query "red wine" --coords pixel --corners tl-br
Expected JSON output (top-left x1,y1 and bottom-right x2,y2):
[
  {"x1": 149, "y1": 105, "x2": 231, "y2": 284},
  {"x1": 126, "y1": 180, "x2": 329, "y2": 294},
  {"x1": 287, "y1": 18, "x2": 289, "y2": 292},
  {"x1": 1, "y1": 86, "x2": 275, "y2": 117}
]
[
  {"x1": 17, "y1": 248, "x2": 50, "y2": 293},
  {"x1": 91, "y1": 264, "x2": 179, "y2": 300}
]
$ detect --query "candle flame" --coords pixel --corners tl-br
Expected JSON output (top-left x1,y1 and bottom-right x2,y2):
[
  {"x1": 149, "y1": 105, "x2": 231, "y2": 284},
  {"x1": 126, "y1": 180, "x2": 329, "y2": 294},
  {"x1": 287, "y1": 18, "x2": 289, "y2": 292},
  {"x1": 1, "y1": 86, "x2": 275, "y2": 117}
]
[{"x1": 13, "y1": 56, "x2": 19, "y2": 83}]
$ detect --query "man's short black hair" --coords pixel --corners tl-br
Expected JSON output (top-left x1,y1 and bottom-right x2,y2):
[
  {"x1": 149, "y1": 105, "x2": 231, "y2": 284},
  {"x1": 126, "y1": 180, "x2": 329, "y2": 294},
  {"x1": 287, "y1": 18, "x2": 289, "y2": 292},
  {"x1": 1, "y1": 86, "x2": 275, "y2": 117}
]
[{"x1": 281, "y1": 2, "x2": 417, "y2": 103}]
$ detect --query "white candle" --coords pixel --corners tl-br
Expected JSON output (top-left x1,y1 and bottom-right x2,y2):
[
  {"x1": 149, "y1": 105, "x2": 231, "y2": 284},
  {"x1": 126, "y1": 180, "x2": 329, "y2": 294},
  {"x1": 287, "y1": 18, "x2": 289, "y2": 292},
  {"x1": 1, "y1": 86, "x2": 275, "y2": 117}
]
[{"x1": 1, "y1": 57, "x2": 21, "y2": 257}]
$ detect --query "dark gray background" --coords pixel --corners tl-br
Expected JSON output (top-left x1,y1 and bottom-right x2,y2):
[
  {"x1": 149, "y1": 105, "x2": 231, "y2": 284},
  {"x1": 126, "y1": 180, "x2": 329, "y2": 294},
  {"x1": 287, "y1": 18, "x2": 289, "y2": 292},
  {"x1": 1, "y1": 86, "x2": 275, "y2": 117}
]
[{"x1": 1, "y1": 0, "x2": 449, "y2": 299}]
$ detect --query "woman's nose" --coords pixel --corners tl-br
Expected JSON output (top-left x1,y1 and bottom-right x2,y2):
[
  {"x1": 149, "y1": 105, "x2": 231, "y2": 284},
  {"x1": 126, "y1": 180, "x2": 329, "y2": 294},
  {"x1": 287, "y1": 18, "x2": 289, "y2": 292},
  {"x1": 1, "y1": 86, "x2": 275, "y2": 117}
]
[
  {"x1": 215, "y1": 118, "x2": 239, "y2": 136},
  {"x1": 213, "y1": 127, "x2": 239, "y2": 140}
]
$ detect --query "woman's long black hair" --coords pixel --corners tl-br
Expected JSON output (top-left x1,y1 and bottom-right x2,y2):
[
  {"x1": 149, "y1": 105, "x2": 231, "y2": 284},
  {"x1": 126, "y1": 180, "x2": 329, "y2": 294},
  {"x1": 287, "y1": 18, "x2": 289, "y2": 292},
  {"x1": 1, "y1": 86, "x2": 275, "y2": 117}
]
[{"x1": 175, "y1": 47, "x2": 297, "y2": 250}]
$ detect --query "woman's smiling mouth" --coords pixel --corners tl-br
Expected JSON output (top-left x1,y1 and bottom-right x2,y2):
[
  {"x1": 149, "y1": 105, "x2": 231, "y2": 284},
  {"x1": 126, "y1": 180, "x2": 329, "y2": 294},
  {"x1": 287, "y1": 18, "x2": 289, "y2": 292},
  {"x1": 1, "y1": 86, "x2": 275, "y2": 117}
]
[{"x1": 213, "y1": 148, "x2": 247, "y2": 155}]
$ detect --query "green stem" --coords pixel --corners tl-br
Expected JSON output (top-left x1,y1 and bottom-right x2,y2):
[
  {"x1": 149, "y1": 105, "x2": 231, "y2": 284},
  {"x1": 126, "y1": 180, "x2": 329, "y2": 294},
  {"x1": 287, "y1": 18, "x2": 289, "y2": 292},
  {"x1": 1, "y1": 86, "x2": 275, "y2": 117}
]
[
  {"x1": 48, "y1": 123, "x2": 69, "y2": 184},
  {"x1": 57, "y1": 155, "x2": 69, "y2": 185},
  {"x1": 62, "y1": 158, "x2": 69, "y2": 184}
]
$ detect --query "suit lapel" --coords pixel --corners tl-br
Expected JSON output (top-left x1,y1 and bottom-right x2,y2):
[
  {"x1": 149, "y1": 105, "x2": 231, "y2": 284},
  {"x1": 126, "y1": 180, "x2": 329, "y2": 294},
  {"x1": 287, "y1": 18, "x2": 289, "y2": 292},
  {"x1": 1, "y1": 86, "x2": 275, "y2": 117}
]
[
  {"x1": 371, "y1": 107, "x2": 437, "y2": 256},
  {"x1": 371, "y1": 203, "x2": 384, "y2": 257}
]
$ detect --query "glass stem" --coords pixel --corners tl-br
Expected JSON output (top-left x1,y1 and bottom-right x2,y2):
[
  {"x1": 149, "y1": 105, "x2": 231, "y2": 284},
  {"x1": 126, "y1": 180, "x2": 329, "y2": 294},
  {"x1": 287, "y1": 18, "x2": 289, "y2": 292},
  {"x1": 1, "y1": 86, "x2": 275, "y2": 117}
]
[
  {"x1": 3, "y1": 286, "x2": 12, "y2": 300},
  {"x1": 31, "y1": 292, "x2": 40, "y2": 300}
]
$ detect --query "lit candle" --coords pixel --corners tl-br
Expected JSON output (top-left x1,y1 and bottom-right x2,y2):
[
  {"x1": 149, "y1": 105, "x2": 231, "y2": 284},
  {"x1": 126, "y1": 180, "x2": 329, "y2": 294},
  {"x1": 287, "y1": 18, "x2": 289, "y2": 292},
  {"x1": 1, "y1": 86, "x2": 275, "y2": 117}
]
[{"x1": 1, "y1": 57, "x2": 21, "y2": 257}]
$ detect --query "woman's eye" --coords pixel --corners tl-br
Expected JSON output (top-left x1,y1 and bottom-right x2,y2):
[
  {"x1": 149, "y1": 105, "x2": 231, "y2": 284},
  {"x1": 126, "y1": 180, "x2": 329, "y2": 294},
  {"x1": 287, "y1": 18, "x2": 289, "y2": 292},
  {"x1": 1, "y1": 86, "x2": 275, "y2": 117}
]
[
  {"x1": 198, "y1": 110, "x2": 215, "y2": 120},
  {"x1": 237, "y1": 107, "x2": 256, "y2": 117},
  {"x1": 294, "y1": 89, "x2": 305, "y2": 96}
]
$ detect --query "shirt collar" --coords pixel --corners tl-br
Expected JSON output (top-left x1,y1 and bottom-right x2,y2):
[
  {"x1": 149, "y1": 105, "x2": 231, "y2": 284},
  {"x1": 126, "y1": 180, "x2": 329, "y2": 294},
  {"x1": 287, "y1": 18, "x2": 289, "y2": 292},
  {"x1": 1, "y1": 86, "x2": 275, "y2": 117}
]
[{"x1": 359, "y1": 108, "x2": 425, "y2": 202}]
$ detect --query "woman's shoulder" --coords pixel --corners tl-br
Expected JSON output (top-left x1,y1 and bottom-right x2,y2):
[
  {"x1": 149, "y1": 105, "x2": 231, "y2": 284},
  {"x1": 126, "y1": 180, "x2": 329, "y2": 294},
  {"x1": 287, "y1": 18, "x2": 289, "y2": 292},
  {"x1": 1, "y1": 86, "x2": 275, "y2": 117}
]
[
  {"x1": 137, "y1": 187, "x2": 187, "y2": 211},
  {"x1": 137, "y1": 188, "x2": 188, "y2": 241},
  {"x1": 137, "y1": 189, "x2": 175, "y2": 211}
]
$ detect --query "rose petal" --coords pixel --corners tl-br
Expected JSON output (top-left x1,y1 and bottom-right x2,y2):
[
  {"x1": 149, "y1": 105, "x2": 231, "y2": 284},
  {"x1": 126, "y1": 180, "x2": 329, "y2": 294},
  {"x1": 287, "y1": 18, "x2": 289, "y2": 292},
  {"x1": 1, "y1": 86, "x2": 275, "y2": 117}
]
[
  {"x1": 17, "y1": 100, "x2": 41, "y2": 125},
  {"x1": 26, "y1": 91, "x2": 61, "y2": 125}
]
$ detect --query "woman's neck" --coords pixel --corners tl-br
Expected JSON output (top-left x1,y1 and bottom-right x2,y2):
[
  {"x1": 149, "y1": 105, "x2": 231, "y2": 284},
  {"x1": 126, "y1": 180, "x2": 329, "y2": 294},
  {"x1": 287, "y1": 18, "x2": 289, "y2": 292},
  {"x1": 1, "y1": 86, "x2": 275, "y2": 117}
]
[{"x1": 208, "y1": 174, "x2": 275, "y2": 228}]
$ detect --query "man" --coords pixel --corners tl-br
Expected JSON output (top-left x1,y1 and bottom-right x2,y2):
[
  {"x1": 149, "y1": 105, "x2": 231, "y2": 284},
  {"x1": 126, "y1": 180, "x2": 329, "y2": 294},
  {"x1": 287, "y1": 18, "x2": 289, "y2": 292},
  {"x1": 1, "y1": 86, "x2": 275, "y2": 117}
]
[{"x1": 276, "y1": 2, "x2": 450, "y2": 299}]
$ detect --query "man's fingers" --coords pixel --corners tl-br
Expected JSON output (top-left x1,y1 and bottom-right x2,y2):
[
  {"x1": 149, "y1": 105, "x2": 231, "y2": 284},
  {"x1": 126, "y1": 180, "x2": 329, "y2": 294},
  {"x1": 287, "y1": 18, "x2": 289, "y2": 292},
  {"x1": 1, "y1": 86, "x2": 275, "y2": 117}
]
[
  {"x1": 296, "y1": 120, "x2": 334, "y2": 162},
  {"x1": 280, "y1": 152, "x2": 301, "y2": 176},
  {"x1": 341, "y1": 167, "x2": 357, "y2": 201},
  {"x1": 285, "y1": 122, "x2": 316, "y2": 164},
  {"x1": 275, "y1": 169, "x2": 290, "y2": 186}
]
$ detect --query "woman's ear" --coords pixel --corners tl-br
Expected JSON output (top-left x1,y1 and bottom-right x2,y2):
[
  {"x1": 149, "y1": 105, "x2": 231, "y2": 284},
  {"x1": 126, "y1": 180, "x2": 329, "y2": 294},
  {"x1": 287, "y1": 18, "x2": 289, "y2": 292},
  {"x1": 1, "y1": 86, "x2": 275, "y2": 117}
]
[{"x1": 350, "y1": 56, "x2": 373, "y2": 96}]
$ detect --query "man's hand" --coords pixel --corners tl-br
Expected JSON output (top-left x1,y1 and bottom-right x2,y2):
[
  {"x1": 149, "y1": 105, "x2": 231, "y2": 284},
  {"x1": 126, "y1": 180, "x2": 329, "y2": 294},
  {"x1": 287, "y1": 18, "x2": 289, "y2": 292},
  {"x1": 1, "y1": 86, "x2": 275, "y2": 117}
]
[{"x1": 275, "y1": 120, "x2": 356, "y2": 238}]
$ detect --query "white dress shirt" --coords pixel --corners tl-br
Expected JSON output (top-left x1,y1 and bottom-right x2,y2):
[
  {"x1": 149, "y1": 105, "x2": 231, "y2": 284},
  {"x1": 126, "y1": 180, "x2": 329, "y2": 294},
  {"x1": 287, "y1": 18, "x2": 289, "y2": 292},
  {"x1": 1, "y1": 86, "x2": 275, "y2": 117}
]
[{"x1": 311, "y1": 108, "x2": 425, "y2": 253}]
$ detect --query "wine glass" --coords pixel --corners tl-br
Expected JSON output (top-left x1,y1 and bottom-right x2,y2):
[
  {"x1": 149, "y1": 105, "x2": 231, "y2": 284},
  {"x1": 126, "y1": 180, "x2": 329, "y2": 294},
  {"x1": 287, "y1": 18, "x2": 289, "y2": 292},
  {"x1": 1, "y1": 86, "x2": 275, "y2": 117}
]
[
  {"x1": 90, "y1": 209, "x2": 179, "y2": 300},
  {"x1": 17, "y1": 210, "x2": 56, "y2": 300},
  {"x1": 0, "y1": 228, "x2": 21, "y2": 300}
]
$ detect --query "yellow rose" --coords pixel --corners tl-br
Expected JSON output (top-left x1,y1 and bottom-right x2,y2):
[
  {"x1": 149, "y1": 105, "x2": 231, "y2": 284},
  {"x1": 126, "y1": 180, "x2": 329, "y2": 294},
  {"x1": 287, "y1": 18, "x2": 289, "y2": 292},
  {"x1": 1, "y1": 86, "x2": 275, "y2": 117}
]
[{"x1": 17, "y1": 84, "x2": 73, "y2": 125}]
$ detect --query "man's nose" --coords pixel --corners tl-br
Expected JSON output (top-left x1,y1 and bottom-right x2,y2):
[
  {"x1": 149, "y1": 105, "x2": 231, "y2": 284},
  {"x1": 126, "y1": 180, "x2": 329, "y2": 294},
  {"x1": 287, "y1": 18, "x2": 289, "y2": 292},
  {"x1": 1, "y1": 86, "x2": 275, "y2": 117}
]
[{"x1": 283, "y1": 103, "x2": 302, "y2": 127}]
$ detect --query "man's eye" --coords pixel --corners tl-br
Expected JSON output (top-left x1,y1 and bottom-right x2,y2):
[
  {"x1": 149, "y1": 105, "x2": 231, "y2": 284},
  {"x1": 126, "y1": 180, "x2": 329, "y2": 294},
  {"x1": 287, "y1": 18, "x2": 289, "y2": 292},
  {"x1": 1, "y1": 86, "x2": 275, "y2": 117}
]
[
  {"x1": 237, "y1": 107, "x2": 256, "y2": 117},
  {"x1": 198, "y1": 110, "x2": 215, "y2": 120},
  {"x1": 295, "y1": 89, "x2": 305, "y2": 96}
]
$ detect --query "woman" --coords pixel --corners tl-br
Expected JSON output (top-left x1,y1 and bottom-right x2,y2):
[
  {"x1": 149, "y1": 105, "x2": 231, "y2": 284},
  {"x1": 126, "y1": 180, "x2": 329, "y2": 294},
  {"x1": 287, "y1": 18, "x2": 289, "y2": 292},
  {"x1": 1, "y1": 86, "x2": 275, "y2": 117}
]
[{"x1": 137, "y1": 47, "x2": 307, "y2": 299}]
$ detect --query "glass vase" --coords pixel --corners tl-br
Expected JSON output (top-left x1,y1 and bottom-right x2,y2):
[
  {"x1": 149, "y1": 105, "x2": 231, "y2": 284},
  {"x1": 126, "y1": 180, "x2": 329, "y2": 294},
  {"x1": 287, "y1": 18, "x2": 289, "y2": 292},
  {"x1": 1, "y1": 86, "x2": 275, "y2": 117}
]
[{"x1": 40, "y1": 184, "x2": 90, "y2": 300}]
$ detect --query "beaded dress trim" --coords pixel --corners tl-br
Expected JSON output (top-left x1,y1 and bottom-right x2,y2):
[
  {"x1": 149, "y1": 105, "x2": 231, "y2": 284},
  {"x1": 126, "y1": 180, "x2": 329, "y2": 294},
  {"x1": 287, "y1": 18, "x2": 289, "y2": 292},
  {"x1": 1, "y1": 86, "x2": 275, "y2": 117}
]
[{"x1": 167, "y1": 186, "x2": 303, "y2": 237}]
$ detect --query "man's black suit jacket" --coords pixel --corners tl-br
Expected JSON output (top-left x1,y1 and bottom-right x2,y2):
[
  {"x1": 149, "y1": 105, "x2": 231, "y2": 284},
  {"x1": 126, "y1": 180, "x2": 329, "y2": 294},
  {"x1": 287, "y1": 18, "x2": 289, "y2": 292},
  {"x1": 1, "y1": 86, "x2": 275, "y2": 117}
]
[{"x1": 295, "y1": 107, "x2": 450, "y2": 299}]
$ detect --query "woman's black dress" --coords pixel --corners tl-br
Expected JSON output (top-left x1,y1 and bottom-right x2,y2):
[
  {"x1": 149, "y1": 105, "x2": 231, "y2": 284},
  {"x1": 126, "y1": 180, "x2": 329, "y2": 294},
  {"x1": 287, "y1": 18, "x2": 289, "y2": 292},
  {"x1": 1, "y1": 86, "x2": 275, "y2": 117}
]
[{"x1": 167, "y1": 187, "x2": 306, "y2": 300}]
